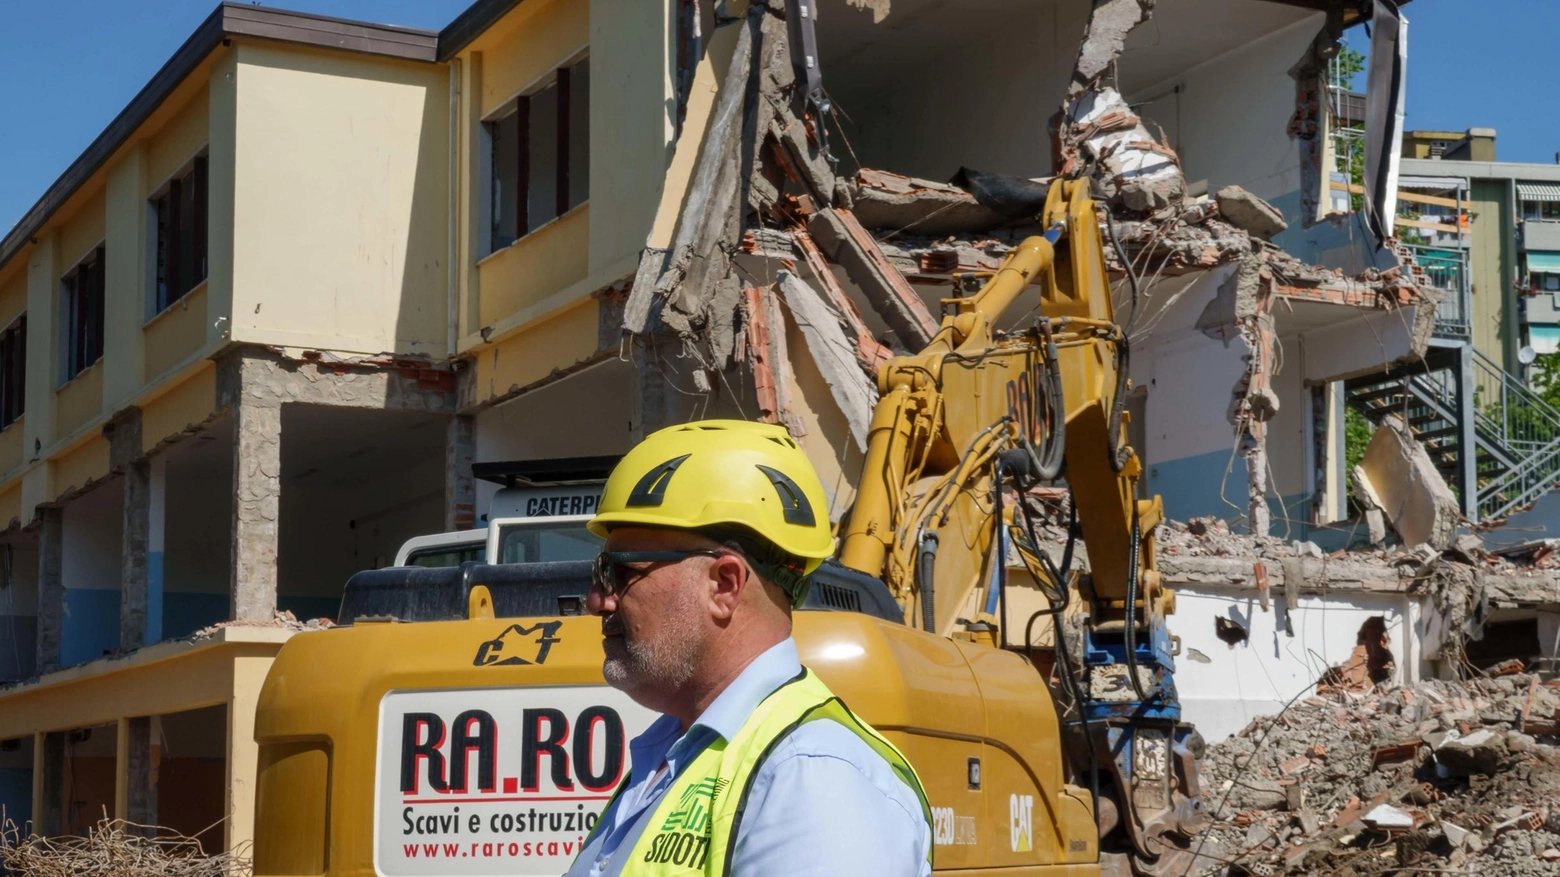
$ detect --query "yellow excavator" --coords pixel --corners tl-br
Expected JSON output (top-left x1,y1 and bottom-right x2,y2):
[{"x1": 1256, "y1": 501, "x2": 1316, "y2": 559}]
[{"x1": 252, "y1": 179, "x2": 1206, "y2": 877}]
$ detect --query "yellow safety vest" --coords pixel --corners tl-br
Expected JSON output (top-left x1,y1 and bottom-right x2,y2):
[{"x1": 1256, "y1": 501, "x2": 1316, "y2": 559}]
[{"x1": 583, "y1": 668, "x2": 932, "y2": 875}]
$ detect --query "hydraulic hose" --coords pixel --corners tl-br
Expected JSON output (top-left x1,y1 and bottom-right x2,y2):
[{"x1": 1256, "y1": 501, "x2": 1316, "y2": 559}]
[
  {"x1": 917, "y1": 530, "x2": 939, "y2": 634},
  {"x1": 1122, "y1": 498, "x2": 1156, "y2": 702},
  {"x1": 1035, "y1": 321, "x2": 1067, "y2": 482},
  {"x1": 1103, "y1": 214, "x2": 1138, "y2": 474}
]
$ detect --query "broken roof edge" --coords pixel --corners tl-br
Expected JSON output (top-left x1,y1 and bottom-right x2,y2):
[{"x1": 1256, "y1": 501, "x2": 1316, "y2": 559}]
[{"x1": 0, "y1": 2, "x2": 439, "y2": 279}]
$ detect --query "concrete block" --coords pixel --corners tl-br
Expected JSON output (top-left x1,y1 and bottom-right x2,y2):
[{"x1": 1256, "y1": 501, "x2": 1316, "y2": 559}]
[
  {"x1": 1216, "y1": 185, "x2": 1288, "y2": 240},
  {"x1": 1352, "y1": 414, "x2": 1460, "y2": 550}
]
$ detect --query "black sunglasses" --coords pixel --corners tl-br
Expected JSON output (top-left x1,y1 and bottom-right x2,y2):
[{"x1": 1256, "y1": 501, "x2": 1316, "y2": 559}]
[{"x1": 590, "y1": 549, "x2": 728, "y2": 598}]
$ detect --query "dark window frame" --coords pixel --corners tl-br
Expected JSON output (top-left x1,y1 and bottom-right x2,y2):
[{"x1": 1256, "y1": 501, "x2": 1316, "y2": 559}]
[
  {"x1": 60, "y1": 246, "x2": 106, "y2": 384},
  {"x1": 484, "y1": 55, "x2": 590, "y2": 253},
  {"x1": 0, "y1": 315, "x2": 25, "y2": 429},
  {"x1": 152, "y1": 153, "x2": 209, "y2": 316}
]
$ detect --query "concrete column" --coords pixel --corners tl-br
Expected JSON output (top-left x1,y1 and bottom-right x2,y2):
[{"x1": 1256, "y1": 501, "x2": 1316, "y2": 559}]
[
  {"x1": 116, "y1": 716, "x2": 157, "y2": 833},
  {"x1": 630, "y1": 331, "x2": 683, "y2": 443},
  {"x1": 148, "y1": 456, "x2": 166, "y2": 643},
  {"x1": 35, "y1": 507, "x2": 63, "y2": 675},
  {"x1": 446, "y1": 415, "x2": 476, "y2": 531},
  {"x1": 34, "y1": 730, "x2": 64, "y2": 836},
  {"x1": 232, "y1": 395, "x2": 281, "y2": 622},
  {"x1": 120, "y1": 461, "x2": 150, "y2": 650},
  {"x1": 111, "y1": 408, "x2": 150, "y2": 650}
]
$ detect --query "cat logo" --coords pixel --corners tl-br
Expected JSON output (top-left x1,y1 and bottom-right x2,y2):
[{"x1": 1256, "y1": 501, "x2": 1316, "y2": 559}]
[
  {"x1": 473, "y1": 621, "x2": 563, "y2": 666},
  {"x1": 1010, "y1": 793, "x2": 1033, "y2": 853}
]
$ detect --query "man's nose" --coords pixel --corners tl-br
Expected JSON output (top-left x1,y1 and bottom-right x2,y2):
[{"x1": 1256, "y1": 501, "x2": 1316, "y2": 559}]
[{"x1": 587, "y1": 581, "x2": 616, "y2": 617}]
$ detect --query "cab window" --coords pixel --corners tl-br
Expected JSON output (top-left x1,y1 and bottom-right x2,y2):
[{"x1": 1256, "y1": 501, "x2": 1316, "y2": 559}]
[
  {"x1": 405, "y1": 543, "x2": 484, "y2": 568},
  {"x1": 497, "y1": 522, "x2": 602, "y2": 564}
]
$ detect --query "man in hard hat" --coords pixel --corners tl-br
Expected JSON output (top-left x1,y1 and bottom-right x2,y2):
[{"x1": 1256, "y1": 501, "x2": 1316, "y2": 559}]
[{"x1": 567, "y1": 420, "x2": 932, "y2": 876}]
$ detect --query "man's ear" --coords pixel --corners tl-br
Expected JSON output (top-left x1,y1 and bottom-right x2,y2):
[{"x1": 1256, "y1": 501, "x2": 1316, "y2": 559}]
[{"x1": 707, "y1": 553, "x2": 748, "y2": 621}]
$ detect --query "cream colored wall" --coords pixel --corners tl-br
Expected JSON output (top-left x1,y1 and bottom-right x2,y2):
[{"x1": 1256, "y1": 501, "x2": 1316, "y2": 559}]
[
  {"x1": 457, "y1": 0, "x2": 677, "y2": 373},
  {"x1": 229, "y1": 41, "x2": 448, "y2": 358},
  {"x1": 588, "y1": 0, "x2": 675, "y2": 276},
  {"x1": 477, "y1": 205, "x2": 589, "y2": 326},
  {"x1": 475, "y1": 0, "x2": 588, "y2": 119}
]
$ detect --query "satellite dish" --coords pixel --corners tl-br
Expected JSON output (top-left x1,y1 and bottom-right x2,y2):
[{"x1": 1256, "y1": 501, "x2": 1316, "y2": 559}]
[{"x1": 1519, "y1": 346, "x2": 1538, "y2": 365}]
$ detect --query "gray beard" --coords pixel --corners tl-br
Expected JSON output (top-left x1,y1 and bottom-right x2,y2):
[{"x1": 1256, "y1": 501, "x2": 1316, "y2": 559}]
[{"x1": 602, "y1": 589, "x2": 703, "y2": 701}]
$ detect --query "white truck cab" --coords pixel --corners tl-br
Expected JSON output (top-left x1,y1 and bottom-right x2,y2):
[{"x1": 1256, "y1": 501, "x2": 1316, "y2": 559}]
[{"x1": 393, "y1": 456, "x2": 615, "y2": 568}]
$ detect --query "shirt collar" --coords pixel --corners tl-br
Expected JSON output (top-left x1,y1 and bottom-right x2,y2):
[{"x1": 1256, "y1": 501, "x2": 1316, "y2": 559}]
[{"x1": 691, "y1": 638, "x2": 803, "y2": 742}]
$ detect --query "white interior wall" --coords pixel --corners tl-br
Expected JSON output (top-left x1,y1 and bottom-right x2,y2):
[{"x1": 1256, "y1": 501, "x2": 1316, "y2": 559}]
[
  {"x1": 279, "y1": 454, "x2": 444, "y2": 600},
  {"x1": 1, "y1": 541, "x2": 38, "y2": 615},
  {"x1": 1132, "y1": 15, "x2": 1322, "y2": 208},
  {"x1": 62, "y1": 481, "x2": 124, "y2": 592},
  {"x1": 817, "y1": 0, "x2": 1088, "y2": 182},
  {"x1": 1174, "y1": 585, "x2": 1415, "y2": 742},
  {"x1": 164, "y1": 448, "x2": 232, "y2": 597},
  {"x1": 474, "y1": 363, "x2": 634, "y2": 520}
]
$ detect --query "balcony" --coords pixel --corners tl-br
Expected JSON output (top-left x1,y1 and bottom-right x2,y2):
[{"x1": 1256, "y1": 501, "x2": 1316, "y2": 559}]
[{"x1": 1521, "y1": 219, "x2": 1560, "y2": 253}]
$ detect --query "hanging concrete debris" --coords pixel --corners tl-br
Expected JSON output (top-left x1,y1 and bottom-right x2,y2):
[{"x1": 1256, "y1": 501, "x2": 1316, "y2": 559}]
[
  {"x1": 806, "y1": 207, "x2": 936, "y2": 350},
  {"x1": 1352, "y1": 414, "x2": 1462, "y2": 550},
  {"x1": 1069, "y1": 0, "x2": 1155, "y2": 94},
  {"x1": 1215, "y1": 185, "x2": 1289, "y2": 241},
  {"x1": 776, "y1": 270, "x2": 876, "y2": 449}
]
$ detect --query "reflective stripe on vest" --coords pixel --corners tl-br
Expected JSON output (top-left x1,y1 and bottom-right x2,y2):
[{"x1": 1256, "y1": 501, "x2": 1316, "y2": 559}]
[{"x1": 585, "y1": 668, "x2": 931, "y2": 875}]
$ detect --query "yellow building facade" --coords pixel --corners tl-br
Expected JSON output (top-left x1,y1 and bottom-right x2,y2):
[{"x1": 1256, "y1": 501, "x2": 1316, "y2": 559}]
[{"x1": 0, "y1": 0, "x2": 701, "y2": 854}]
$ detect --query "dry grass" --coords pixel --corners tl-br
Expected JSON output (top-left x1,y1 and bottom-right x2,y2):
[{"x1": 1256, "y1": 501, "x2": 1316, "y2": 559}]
[{"x1": 0, "y1": 818, "x2": 250, "y2": 877}]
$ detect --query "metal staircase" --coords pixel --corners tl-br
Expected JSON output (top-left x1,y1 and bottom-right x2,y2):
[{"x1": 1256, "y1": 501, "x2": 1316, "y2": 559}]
[{"x1": 1345, "y1": 348, "x2": 1560, "y2": 523}]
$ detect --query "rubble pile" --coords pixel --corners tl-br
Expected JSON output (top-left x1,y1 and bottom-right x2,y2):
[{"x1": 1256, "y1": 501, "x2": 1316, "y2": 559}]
[
  {"x1": 1196, "y1": 674, "x2": 1560, "y2": 877},
  {"x1": 189, "y1": 609, "x2": 333, "y2": 641}
]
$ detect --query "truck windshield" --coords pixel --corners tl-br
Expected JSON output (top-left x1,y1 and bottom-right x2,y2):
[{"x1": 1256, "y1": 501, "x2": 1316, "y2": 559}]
[
  {"x1": 496, "y1": 521, "x2": 602, "y2": 564},
  {"x1": 405, "y1": 543, "x2": 484, "y2": 568}
]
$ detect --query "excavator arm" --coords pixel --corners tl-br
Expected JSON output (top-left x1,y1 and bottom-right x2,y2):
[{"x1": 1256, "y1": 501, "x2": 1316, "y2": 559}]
[{"x1": 838, "y1": 179, "x2": 1206, "y2": 877}]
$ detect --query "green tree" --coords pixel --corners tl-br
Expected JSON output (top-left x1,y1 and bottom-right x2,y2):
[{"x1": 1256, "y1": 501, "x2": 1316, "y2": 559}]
[
  {"x1": 1345, "y1": 405, "x2": 1374, "y2": 474},
  {"x1": 1329, "y1": 46, "x2": 1366, "y2": 91}
]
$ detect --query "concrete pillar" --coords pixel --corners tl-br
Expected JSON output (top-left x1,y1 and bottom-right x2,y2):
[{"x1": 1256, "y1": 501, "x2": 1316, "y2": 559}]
[
  {"x1": 232, "y1": 396, "x2": 282, "y2": 622},
  {"x1": 111, "y1": 408, "x2": 151, "y2": 650},
  {"x1": 116, "y1": 716, "x2": 157, "y2": 833},
  {"x1": 35, "y1": 507, "x2": 63, "y2": 675},
  {"x1": 446, "y1": 415, "x2": 476, "y2": 531},
  {"x1": 34, "y1": 730, "x2": 64, "y2": 836},
  {"x1": 121, "y1": 461, "x2": 150, "y2": 649},
  {"x1": 630, "y1": 331, "x2": 683, "y2": 443},
  {"x1": 148, "y1": 456, "x2": 166, "y2": 643}
]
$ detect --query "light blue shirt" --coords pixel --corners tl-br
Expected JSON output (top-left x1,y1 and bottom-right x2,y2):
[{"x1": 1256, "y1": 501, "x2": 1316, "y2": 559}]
[{"x1": 566, "y1": 638, "x2": 931, "y2": 876}]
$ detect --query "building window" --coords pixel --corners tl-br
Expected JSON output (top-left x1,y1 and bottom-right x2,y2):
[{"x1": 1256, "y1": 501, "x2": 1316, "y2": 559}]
[
  {"x1": 152, "y1": 155, "x2": 208, "y2": 314},
  {"x1": 61, "y1": 246, "x2": 105, "y2": 382},
  {"x1": 0, "y1": 316, "x2": 24, "y2": 429},
  {"x1": 1523, "y1": 201, "x2": 1560, "y2": 221},
  {"x1": 486, "y1": 56, "x2": 590, "y2": 251}
]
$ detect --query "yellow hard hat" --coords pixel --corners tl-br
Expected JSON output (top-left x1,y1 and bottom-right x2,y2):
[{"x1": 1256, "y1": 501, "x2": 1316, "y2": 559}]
[{"x1": 589, "y1": 420, "x2": 835, "y2": 574}]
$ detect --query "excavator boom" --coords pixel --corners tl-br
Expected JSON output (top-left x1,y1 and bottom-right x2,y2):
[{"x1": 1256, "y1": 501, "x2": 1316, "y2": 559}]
[{"x1": 839, "y1": 179, "x2": 1205, "y2": 877}]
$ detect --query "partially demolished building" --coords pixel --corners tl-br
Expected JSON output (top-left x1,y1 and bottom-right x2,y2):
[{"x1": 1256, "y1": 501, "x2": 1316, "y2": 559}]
[
  {"x1": 620, "y1": 0, "x2": 1433, "y2": 542},
  {"x1": 3, "y1": 0, "x2": 1558, "y2": 852},
  {"x1": 603, "y1": 0, "x2": 1560, "y2": 743}
]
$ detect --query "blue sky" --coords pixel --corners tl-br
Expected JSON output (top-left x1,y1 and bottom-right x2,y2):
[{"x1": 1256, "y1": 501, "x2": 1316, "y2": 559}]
[{"x1": 2, "y1": 0, "x2": 1557, "y2": 232}]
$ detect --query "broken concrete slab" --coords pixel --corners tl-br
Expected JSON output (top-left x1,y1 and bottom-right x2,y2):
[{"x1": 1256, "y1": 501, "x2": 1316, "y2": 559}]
[
  {"x1": 777, "y1": 270, "x2": 876, "y2": 450},
  {"x1": 848, "y1": 169, "x2": 1008, "y2": 236},
  {"x1": 1435, "y1": 728, "x2": 1507, "y2": 776},
  {"x1": 1216, "y1": 185, "x2": 1289, "y2": 241},
  {"x1": 1352, "y1": 414, "x2": 1461, "y2": 550},
  {"x1": 807, "y1": 207, "x2": 937, "y2": 350}
]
